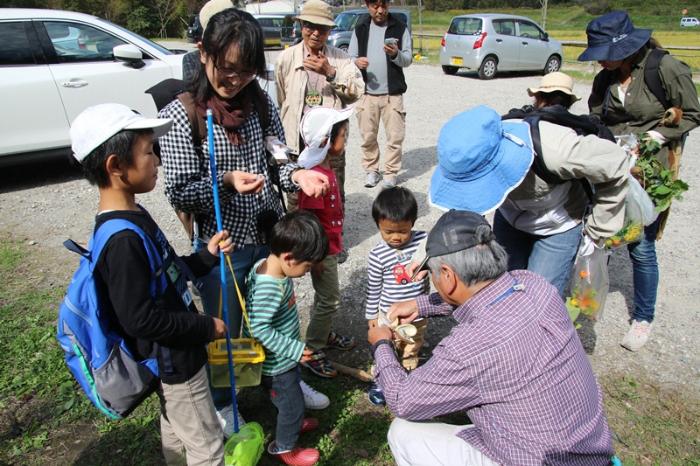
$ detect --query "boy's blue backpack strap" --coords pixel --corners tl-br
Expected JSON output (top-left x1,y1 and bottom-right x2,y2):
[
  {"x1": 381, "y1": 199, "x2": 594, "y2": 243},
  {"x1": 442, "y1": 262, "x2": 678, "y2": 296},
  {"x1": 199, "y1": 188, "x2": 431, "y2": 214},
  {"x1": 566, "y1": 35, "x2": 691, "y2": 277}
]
[{"x1": 89, "y1": 219, "x2": 167, "y2": 296}]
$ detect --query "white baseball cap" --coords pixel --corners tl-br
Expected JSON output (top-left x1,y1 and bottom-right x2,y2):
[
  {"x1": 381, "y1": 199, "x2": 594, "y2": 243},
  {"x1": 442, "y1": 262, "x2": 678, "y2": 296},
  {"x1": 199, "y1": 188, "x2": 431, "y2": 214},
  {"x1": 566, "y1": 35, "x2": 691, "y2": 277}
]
[
  {"x1": 70, "y1": 103, "x2": 173, "y2": 163},
  {"x1": 298, "y1": 106, "x2": 354, "y2": 169}
]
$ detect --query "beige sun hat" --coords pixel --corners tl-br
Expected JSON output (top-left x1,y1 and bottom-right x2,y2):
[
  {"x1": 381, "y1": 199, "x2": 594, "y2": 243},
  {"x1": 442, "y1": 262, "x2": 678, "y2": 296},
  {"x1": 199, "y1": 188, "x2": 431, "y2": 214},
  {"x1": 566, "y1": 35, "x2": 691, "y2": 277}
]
[
  {"x1": 527, "y1": 71, "x2": 581, "y2": 102},
  {"x1": 199, "y1": 0, "x2": 235, "y2": 33},
  {"x1": 295, "y1": 0, "x2": 336, "y2": 27}
]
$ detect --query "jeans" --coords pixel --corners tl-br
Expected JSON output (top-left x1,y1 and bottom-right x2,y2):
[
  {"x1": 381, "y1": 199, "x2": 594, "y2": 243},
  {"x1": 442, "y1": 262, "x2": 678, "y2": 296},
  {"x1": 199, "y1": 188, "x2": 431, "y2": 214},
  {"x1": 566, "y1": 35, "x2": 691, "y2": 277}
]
[
  {"x1": 194, "y1": 240, "x2": 268, "y2": 409},
  {"x1": 493, "y1": 210, "x2": 583, "y2": 297},
  {"x1": 262, "y1": 366, "x2": 304, "y2": 452},
  {"x1": 627, "y1": 217, "x2": 660, "y2": 322}
]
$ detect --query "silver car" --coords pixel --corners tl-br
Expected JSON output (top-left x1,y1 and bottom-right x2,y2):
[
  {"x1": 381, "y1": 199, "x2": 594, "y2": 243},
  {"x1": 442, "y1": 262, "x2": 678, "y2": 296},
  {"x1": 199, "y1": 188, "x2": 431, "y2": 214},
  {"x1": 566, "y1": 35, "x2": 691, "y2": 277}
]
[{"x1": 439, "y1": 14, "x2": 562, "y2": 79}]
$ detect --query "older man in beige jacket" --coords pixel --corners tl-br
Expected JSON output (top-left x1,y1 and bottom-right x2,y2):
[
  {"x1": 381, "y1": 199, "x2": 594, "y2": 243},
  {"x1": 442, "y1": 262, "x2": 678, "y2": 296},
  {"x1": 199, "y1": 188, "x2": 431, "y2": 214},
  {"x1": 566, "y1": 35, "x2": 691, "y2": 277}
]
[{"x1": 276, "y1": 0, "x2": 364, "y2": 208}]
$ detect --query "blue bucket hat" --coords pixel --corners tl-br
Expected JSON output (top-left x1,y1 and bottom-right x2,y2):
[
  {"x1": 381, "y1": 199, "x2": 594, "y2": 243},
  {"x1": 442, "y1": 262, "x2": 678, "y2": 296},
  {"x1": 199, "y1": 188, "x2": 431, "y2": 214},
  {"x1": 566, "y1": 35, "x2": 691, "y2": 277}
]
[
  {"x1": 578, "y1": 11, "x2": 651, "y2": 62},
  {"x1": 429, "y1": 105, "x2": 533, "y2": 215}
]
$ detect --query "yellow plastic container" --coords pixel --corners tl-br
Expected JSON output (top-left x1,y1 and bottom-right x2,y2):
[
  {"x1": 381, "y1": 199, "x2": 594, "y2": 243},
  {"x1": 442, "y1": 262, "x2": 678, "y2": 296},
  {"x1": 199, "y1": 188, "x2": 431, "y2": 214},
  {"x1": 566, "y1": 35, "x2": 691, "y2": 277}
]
[{"x1": 208, "y1": 338, "x2": 265, "y2": 388}]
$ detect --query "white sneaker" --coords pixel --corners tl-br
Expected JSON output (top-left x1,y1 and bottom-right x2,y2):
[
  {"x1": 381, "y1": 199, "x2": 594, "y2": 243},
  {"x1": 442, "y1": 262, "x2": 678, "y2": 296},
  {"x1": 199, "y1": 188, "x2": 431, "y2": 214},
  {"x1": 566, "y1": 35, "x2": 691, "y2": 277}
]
[
  {"x1": 621, "y1": 320, "x2": 652, "y2": 352},
  {"x1": 216, "y1": 404, "x2": 245, "y2": 438},
  {"x1": 365, "y1": 171, "x2": 382, "y2": 188},
  {"x1": 381, "y1": 176, "x2": 397, "y2": 189},
  {"x1": 300, "y1": 380, "x2": 330, "y2": 410}
]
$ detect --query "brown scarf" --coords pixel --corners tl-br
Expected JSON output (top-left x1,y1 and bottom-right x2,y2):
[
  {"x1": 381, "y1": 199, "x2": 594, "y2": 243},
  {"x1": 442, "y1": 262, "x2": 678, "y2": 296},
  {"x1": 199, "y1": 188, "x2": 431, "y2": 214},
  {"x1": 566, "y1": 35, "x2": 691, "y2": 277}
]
[{"x1": 196, "y1": 93, "x2": 252, "y2": 145}]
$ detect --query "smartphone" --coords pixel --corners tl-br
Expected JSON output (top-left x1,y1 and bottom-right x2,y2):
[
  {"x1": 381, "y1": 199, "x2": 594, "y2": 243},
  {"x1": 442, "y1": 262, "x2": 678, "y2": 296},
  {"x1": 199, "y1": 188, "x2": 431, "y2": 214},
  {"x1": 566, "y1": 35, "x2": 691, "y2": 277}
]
[{"x1": 384, "y1": 37, "x2": 398, "y2": 46}]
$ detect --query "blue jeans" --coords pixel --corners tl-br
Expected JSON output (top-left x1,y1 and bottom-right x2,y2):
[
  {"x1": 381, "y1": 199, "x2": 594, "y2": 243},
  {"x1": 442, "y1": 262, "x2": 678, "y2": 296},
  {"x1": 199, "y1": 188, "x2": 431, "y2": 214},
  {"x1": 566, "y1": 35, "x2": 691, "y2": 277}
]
[
  {"x1": 263, "y1": 366, "x2": 304, "y2": 452},
  {"x1": 493, "y1": 210, "x2": 583, "y2": 297},
  {"x1": 194, "y1": 240, "x2": 268, "y2": 409},
  {"x1": 626, "y1": 217, "x2": 660, "y2": 323}
]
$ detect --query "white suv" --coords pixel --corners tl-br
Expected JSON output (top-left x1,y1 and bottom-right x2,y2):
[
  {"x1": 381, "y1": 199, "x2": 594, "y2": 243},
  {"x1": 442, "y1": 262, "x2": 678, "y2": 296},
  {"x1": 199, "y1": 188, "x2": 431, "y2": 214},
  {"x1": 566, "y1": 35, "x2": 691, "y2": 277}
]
[
  {"x1": 0, "y1": 9, "x2": 188, "y2": 165},
  {"x1": 680, "y1": 17, "x2": 699, "y2": 27}
]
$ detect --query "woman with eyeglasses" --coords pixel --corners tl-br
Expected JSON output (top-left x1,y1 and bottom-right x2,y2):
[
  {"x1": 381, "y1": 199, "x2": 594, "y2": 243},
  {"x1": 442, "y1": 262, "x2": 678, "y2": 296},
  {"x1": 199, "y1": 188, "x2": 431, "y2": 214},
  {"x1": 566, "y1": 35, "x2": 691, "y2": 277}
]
[{"x1": 157, "y1": 8, "x2": 330, "y2": 436}]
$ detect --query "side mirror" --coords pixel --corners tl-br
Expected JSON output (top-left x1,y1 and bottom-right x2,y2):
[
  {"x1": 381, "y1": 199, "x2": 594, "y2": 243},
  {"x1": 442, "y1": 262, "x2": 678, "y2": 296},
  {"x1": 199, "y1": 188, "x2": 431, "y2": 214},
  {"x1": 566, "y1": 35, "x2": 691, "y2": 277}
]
[
  {"x1": 542, "y1": 32, "x2": 549, "y2": 41},
  {"x1": 114, "y1": 44, "x2": 145, "y2": 69}
]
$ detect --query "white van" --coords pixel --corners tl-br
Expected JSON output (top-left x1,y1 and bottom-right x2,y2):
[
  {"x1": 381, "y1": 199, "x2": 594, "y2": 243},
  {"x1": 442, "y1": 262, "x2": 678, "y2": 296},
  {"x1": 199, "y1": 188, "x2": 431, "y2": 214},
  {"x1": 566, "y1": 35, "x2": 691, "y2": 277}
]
[{"x1": 680, "y1": 17, "x2": 699, "y2": 27}]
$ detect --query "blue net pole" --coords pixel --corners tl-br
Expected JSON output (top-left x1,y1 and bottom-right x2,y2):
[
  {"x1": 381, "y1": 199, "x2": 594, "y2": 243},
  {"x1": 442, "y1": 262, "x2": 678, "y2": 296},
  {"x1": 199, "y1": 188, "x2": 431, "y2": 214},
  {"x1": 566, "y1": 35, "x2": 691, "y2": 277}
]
[{"x1": 206, "y1": 109, "x2": 240, "y2": 434}]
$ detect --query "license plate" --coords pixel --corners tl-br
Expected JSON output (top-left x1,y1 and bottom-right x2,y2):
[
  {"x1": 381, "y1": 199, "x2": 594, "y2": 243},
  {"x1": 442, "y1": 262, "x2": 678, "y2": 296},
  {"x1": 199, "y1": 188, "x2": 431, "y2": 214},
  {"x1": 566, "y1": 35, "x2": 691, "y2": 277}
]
[{"x1": 450, "y1": 57, "x2": 464, "y2": 66}]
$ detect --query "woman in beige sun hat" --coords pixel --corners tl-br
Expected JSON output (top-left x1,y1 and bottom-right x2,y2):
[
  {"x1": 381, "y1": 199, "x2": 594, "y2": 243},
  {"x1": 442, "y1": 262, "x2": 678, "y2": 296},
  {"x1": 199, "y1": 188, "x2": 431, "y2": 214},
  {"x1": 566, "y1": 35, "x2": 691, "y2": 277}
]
[{"x1": 527, "y1": 71, "x2": 581, "y2": 107}]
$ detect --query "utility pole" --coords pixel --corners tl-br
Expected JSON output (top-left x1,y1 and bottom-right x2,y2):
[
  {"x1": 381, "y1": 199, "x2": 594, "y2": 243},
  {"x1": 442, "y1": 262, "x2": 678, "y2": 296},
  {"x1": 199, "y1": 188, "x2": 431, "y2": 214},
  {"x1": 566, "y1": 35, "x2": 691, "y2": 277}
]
[{"x1": 541, "y1": 0, "x2": 548, "y2": 30}]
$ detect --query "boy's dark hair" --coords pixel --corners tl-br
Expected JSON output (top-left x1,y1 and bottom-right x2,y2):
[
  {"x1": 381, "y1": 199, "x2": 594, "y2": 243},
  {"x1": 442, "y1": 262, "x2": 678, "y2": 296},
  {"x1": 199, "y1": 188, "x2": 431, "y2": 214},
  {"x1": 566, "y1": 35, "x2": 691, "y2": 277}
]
[
  {"x1": 371, "y1": 186, "x2": 418, "y2": 225},
  {"x1": 81, "y1": 129, "x2": 152, "y2": 188},
  {"x1": 270, "y1": 211, "x2": 329, "y2": 262},
  {"x1": 330, "y1": 120, "x2": 349, "y2": 145}
]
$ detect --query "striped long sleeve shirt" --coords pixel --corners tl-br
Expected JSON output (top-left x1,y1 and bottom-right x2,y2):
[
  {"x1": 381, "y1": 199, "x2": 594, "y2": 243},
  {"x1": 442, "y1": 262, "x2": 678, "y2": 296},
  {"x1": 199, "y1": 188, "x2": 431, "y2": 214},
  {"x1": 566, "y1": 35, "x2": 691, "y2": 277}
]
[
  {"x1": 364, "y1": 231, "x2": 428, "y2": 320},
  {"x1": 244, "y1": 259, "x2": 304, "y2": 376}
]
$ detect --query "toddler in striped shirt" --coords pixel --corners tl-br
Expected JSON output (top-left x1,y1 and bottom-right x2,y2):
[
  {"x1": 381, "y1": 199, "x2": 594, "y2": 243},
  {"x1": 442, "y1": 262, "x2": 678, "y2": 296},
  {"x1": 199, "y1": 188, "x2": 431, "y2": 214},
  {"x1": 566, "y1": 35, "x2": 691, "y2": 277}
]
[{"x1": 365, "y1": 187, "x2": 430, "y2": 404}]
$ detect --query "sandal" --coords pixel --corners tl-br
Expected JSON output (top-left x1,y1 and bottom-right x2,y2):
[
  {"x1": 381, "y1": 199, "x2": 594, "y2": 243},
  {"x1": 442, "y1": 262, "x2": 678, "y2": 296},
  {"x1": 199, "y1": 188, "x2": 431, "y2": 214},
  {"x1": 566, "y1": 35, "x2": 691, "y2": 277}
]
[
  {"x1": 325, "y1": 331, "x2": 356, "y2": 351},
  {"x1": 301, "y1": 350, "x2": 337, "y2": 378}
]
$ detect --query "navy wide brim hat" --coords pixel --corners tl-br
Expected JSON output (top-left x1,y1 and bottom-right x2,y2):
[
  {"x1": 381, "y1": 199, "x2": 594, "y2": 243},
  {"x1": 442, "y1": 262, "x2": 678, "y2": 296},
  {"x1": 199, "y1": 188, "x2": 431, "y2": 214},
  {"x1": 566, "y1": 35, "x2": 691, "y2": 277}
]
[
  {"x1": 578, "y1": 11, "x2": 651, "y2": 62},
  {"x1": 429, "y1": 105, "x2": 534, "y2": 215}
]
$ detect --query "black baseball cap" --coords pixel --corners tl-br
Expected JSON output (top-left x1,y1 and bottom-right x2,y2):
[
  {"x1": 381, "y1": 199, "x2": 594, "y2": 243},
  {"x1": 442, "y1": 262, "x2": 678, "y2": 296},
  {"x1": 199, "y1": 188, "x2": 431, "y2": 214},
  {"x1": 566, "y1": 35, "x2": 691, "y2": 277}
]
[{"x1": 417, "y1": 210, "x2": 493, "y2": 271}]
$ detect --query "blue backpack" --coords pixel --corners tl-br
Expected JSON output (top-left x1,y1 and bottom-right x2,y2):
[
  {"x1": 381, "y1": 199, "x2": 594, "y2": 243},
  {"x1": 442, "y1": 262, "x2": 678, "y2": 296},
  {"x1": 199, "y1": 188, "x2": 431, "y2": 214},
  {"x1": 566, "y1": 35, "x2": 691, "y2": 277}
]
[{"x1": 57, "y1": 219, "x2": 168, "y2": 419}]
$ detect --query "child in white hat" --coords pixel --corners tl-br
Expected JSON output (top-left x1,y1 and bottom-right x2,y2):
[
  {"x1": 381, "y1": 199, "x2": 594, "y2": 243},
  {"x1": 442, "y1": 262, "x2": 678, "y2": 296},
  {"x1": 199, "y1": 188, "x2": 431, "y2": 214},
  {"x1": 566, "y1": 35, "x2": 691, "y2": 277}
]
[{"x1": 296, "y1": 106, "x2": 356, "y2": 378}]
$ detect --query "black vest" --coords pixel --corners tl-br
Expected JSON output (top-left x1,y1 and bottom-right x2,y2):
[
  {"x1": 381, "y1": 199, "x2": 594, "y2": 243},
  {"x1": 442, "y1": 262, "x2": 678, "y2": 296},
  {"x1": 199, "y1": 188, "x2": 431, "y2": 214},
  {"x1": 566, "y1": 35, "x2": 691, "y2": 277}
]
[{"x1": 354, "y1": 13, "x2": 408, "y2": 95}]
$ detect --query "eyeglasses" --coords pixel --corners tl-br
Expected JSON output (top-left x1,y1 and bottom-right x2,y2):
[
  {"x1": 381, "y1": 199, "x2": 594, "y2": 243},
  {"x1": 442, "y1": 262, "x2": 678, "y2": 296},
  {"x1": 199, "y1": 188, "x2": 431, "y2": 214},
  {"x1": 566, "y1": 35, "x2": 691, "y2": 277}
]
[
  {"x1": 214, "y1": 64, "x2": 257, "y2": 81},
  {"x1": 301, "y1": 21, "x2": 331, "y2": 33}
]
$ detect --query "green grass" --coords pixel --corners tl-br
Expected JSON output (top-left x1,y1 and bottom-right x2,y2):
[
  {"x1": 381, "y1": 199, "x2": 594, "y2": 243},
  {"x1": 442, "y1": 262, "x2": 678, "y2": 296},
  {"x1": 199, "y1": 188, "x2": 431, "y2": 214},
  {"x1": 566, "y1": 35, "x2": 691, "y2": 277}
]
[{"x1": 1, "y1": 233, "x2": 699, "y2": 464}]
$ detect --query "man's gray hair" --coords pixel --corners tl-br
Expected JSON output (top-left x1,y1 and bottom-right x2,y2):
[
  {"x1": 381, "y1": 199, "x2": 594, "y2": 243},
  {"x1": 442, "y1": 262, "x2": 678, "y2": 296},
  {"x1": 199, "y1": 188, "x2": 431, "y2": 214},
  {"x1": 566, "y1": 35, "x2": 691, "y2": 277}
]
[{"x1": 427, "y1": 224, "x2": 508, "y2": 286}]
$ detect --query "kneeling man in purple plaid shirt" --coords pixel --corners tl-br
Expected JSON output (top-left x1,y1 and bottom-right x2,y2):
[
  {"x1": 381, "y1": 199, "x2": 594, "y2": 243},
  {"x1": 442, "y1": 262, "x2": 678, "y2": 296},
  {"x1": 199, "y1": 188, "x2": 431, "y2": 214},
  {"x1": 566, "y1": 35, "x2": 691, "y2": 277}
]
[{"x1": 368, "y1": 210, "x2": 615, "y2": 466}]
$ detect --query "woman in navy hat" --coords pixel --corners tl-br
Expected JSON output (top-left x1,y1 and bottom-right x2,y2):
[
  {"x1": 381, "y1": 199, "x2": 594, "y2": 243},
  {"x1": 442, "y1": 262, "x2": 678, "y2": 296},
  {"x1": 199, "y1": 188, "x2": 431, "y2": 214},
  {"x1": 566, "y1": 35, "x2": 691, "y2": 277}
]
[{"x1": 579, "y1": 11, "x2": 700, "y2": 351}]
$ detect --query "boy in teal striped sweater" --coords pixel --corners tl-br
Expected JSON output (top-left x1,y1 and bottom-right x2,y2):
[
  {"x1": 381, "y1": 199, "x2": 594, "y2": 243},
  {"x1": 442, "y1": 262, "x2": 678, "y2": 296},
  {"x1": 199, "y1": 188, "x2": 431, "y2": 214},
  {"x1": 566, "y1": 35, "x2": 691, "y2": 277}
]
[{"x1": 244, "y1": 211, "x2": 329, "y2": 466}]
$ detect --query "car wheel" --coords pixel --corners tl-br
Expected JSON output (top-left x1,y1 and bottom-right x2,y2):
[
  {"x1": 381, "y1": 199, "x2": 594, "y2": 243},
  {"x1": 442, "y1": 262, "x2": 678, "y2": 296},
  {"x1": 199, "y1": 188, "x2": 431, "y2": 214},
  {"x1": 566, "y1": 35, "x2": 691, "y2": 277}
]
[
  {"x1": 442, "y1": 65, "x2": 459, "y2": 75},
  {"x1": 478, "y1": 56, "x2": 497, "y2": 80},
  {"x1": 543, "y1": 55, "x2": 561, "y2": 75}
]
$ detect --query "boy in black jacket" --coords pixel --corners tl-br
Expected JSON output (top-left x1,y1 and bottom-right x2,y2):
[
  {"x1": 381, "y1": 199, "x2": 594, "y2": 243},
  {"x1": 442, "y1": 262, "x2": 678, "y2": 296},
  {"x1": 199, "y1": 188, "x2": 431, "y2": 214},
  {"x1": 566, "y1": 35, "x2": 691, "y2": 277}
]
[{"x1": 70, "y1": 103, "x2": 232, "y2": 465}]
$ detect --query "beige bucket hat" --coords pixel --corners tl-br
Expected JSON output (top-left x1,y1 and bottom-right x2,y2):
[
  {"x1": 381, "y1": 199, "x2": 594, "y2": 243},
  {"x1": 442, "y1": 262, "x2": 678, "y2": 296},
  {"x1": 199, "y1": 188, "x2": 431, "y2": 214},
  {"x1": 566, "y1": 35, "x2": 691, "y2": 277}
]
[
  {"x1": 527, "y1": 71, "x2": 581, "y2": 102},
  {"x1": 295, "y1": 0, "x2": 336, "y2": 27},
  {"x1": 199, "y1": 0, "x2": 235, "y2": 33}
]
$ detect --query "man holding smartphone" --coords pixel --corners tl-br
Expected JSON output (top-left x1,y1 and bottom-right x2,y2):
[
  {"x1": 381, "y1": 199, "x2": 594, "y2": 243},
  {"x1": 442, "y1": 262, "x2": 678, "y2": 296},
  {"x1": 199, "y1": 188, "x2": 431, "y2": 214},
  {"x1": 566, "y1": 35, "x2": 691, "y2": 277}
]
[{"x1": 349, "y1": 0, "x2": 412, "y2": 189}]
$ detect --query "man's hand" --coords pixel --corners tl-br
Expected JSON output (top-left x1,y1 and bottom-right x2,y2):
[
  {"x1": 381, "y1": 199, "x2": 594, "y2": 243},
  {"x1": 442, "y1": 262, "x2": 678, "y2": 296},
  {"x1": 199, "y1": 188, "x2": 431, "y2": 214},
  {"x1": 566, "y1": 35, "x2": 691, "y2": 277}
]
[
  {"x1": 388, "y1": 299, "x2": 419, "y2": 324},
  {"x1": 211, "y1": 317, "x2": 228, "y2": 339},
  {"x1": 223, "y1": 171, "x2": 265, "y2": 194},
  {"x1": 292, "y1": 169, "x2": 329, "y2": 197},
  {"x1": 303, "y1": 52, "x2": 334, "y2": 77},
  {"x1": 367, "y1": 318, "x2": 378, "y2": 329},
  {"x1": 300, "y1": 347, "x2": 315, "y2": 363},
  {"x1": 354, "y1": 57, "x2": 369, "y2": 70},
  {"x1": 368, "y1": 325, "x2": 393, "y2": 346},
  {"x1": 207, "y1": 230, "x2": 234, "y2": 256},
  {"x1": 406, "y1": 261, "x2": 428, "y2": 282},
  {"x1": 383, "y1": 43, "x2": 399, "y2": 58}
]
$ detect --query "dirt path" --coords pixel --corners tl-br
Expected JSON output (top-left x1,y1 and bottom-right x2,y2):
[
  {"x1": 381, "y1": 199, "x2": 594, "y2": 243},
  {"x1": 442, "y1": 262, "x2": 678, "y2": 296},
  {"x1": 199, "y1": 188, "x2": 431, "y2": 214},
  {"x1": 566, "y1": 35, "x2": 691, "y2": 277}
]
[{"x1": 1, "y1": 62, "x2": 698, "y2": 395}]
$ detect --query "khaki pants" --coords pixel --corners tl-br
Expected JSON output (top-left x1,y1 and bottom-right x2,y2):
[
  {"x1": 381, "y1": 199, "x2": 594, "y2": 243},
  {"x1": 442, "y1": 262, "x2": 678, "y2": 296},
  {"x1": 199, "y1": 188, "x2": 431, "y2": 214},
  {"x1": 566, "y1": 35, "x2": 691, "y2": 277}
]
[
  {"x1": 388, "y1": 418, "x2": 499, "y2": 466},
  {"x1": 160, "y1": 366, "x2": 225, "y2": 466},
  {"x1": 305, "y1": 254, "x2": 340, "y2": 349},
  {"x1": 356, "y1": 94, "x2": 406, "y2": 180}
]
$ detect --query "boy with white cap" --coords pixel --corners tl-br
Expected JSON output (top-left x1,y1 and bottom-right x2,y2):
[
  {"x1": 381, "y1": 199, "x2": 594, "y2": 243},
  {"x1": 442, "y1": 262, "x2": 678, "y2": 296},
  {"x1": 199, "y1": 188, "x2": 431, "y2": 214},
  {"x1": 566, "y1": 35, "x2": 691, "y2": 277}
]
[
  {"x1": 70, "y1": 103, "x2": 234, "y2": 465},
  {"x1": 296, "y1": 106, "x2": 356, "y2": 378}
]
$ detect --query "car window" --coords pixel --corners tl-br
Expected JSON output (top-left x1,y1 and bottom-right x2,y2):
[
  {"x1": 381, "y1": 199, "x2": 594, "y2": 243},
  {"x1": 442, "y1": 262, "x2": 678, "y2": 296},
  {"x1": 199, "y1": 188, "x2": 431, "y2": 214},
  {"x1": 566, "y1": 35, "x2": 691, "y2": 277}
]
[
  {"x1": 492, "y1": 19, "x2": 515, "y2": 36},
  {"x1": 257, "y1": 18, "x2": 271, "y2": 27},
  {"x1": 334, "y1": 12, "x2": 359, "y2": 31},
  {"x1": 517, "y1": 20, "x2": 543, "y2": 40},
  {"x1": 271, "y1": 18, "x2": 284, "y2": 27},
  {"x1": 0, "y1": 21, "x2": 39, "y2": 65},
  {"x1": 44, "y1": 21, "x2": 126, "y2": 63},
  {"x1": 448, "y1": 17, "x2": 482, "y2": 35}
]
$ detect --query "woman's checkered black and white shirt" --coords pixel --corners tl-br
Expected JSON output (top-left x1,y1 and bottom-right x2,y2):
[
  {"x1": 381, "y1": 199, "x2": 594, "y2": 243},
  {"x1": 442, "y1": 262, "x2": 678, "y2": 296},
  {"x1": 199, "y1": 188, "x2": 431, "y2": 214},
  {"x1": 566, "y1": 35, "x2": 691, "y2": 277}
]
[{"x1": 158, "y1": 93, "x2": 297, "y2": 247}]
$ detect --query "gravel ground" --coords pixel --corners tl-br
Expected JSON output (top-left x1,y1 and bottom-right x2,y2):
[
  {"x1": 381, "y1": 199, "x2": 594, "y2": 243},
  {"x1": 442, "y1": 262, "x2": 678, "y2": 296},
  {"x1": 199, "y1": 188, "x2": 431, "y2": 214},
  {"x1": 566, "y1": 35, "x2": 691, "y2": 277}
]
[{"x1": 1, "y1": 61, "x2": 698, "y2": 394}]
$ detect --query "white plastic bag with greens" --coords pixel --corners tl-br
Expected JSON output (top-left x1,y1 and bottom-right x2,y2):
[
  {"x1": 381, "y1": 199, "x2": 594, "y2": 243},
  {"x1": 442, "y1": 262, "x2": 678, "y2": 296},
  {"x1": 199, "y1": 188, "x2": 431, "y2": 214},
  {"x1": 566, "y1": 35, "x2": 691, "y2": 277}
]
[{"x1": 605, "y1": 177, "x2": 658, "y2": 248}]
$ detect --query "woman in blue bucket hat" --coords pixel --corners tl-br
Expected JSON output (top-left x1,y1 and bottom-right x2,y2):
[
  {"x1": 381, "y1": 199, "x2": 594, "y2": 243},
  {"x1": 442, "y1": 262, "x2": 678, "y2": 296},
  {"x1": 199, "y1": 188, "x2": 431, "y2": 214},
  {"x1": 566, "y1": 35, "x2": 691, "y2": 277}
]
[
  {"x1": 430, "y1": 97, "x2": 629, "y2": 298},
  {"x1": 580, "y1": 11, "x2": 700, "y2": 351}
]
